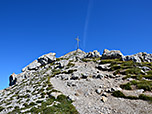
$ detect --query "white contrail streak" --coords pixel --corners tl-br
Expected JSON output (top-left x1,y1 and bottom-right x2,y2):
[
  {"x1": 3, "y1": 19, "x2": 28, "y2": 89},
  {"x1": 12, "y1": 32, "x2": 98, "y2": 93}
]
[{"x1": 83, "y1": 0, "x2": 93, "y2": 50}]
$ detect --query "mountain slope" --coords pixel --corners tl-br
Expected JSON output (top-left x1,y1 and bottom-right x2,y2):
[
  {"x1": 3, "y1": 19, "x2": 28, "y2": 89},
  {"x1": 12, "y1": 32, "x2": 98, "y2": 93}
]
[{"x1": 0, "y1": 49, "x2": 152, "y2": 114}]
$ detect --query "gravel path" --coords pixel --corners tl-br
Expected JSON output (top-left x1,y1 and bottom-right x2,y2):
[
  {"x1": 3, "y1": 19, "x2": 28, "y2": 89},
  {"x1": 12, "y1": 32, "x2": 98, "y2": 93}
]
[{"x1": 51, "y1": 75, "x2": 152, "y2": 114}]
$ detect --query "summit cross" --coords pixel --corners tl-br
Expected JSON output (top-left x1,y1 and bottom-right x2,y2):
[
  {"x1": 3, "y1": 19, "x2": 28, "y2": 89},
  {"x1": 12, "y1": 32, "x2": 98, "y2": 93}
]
[{"x1": 76, "y1": 36, "x2": 80, "y2": 50}]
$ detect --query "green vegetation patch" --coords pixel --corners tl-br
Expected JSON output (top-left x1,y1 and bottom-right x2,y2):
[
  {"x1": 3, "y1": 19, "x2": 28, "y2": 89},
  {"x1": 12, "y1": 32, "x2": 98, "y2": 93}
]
[
  {"x1": 121, "y1": 68, "x2": 142, "y2": 75},
  {"x1": 56, "y1": 58, "x2": 65, "y2": 61},
  {"x1": 120, "y1": 80, "x2": 152, "y2": 91},
  {"x1": 52, "y1": 69, "x2": 61, "y2": 77},
  {"x1": 112, "y1": 90, "x2": 126, "y2": 98},
  {"x1": 112, "y1": 91, "x2": 152, "y2": 102},
  {"x1": 23, "y1": 95, "x2": 78, "y2": 114},
  {"x1": 67, "y1": 62, "x2": 75, "y2": 67},
  {"x1": 82, "y1": 57, "x2": 101, "y2": 63},
  {"x1": 139, "y1": 94, "x2": 152, "y2": 102},
  {"x1": 100, "y1": 59, "x2": 122, "y2": 64},
  {"x1": 0, "y1": 106, "x2": 4, "y2": 112},
  {"x1": 120, "y1": 83, "x2": 132, "y2": 90}
]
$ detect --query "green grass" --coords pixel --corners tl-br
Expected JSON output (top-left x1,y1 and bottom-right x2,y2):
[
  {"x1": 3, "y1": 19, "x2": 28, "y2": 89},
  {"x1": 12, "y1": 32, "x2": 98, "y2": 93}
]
[
  {"x1": 141, "y1": 62, "x2": 152, "y2": 69},
  {"x1": 136, "y1": 81, "x2": 152, "y2": 91},
  {"x1": 110, "y1": 65, "x2": 121, "y2": 71},
  {"x1": 147, "y1": 70, "x2": 152, "y2": 75},
  {"x1": 29, "y1": 102, "x2": 36, "y2": 106},
  {"x1": 112, "y1": 90, "x2": 126, "y2": 98},
  {"x1": 23, "y1": 103, "x2": 28, "y2": 107},
  {"x1": 112, "y1": 91, "x2": 152, "y2": 102},
  {"x1": 6, "y1": 102, "x2": 11, "y2": 105},
  {"x1": 9, "y1": 93, "x2": 79, "y2": 114},
  {"x1": 139, "y1": 94, "x2": 152, "y2": 102},
  {"x1": 81, "y1": 57, "x2": 101, "y2": 63},
  {"x1": 23, "y1": 95, "x2": 79, "y2": 114},
  {"x1": 36, "y1": 100, "x2": 43, "y2": 103},
  {"x1": 120, "y1": 83, "x2": 132, "y2": 90},
  {"x1": 56, "y1": 58, "x2": 65, "y2": 61},
  {"x1": 121, "y1": 68, "x2": 142, "y2": 75},
  {"x1": 142, "y1": 75, "x2": 152, "y2": 79},
  {"x1": 122, "y1": 75, "x2": 131, "y2": 80},
  {"x1": 52, "y1": 69, "x2": 61, "y2": 77},
  {"x1": 67, "y1": 62, "x2": 75, "y2": 67},
  {"x1": 120, "y1": 80, "x2": 152, "y2": 91}
]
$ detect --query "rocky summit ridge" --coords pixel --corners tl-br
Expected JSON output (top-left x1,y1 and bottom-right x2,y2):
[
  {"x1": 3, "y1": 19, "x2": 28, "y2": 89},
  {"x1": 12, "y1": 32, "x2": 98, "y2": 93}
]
[{"x1": 1, "y1": 49, "x2": 152, "y2": 114}]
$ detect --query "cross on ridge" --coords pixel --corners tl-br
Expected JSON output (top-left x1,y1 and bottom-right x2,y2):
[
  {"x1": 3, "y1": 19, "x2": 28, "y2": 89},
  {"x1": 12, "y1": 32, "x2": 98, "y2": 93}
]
[{"x1": 76, "y1": 36, "x2": 80, "y2": 50}]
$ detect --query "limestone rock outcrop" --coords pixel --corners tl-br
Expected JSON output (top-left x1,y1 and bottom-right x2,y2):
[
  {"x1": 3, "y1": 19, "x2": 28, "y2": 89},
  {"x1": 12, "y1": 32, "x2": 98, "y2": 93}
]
[
  {"x1": 101, "y1": 49, "x2": 124, "y2": 59},
  {"x1": 61, "y1": 49, "x2": 86, "y2": 61},
  {"x1": 22, "y1": 52, "x2": 56, "y2": 72},
  {"x1": 38, "y1": 52, "x2": 56, "y2": 65},
  {"x1": 101, "y1": 49, "x2": 152, "y2": 63},
  {"x1": 86, "y1": 50, "x2": 101, "y2": 58},
  {"x1": 122, "y1": 52, "x2": 152, "y2": 63}
]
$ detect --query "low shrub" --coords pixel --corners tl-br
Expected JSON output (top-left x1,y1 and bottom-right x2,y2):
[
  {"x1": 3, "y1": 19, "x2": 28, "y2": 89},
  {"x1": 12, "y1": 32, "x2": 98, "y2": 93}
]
[
  {"x1": 112, "y1": 91, "x2": 126, "y2": 98},
  {"x1": 121, "y1": 80, "x2": 152, "y2": 91},
  {"x1": 122, "y1": 75, "x2": 131, "y2": 80},
  {"x1": 100, "y1": 59, "x2": 115, "y2": 64},
  {"x1": 36, "y1": 100, "x2": 43, "y2": 103},
  {"x1": 113, "y1": 69, "x2": 120, "y2": 75},
  {"x1": 110, "y1": 65, "x2": 121, "y2": 71},
  {"x1": 122, "y1": 68, "x2": 141, "y2": 75},
  {"x1": 142, "y1": 75, "x2": 152, "y2": 79},
  {"x1": 67, "y1": 62, "x2": 75, "y2": 67},
  {"x1": 81, "y1": 58, "x2": 91, "y2": 62},
  {"x1": 0, "y1": 106, "x2": 4, "y2": 112},
  {"x1": 29, "y1": 102, "x2": 36, "y2": 106},
  {"x1": 139, "y1": 94, "x2": 152, "y2": 102},
  {"x1": 120, "y1": 83, "x2": 132, "y2": 90},
  {"x1": 137, "y1": 83, "x2": 151, "y2": 91},
  {"x1": 23, "y1": 103, "x2": 28, "y2": 107},
  {"x1": 147, "y1": 70, "x2": 152, "y2": 75}
]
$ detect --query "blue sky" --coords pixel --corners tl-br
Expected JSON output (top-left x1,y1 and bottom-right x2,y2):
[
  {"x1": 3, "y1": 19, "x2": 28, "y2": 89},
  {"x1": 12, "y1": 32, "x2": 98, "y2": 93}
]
[{"x1": 0, "y1": 0, "x2": 152, "y2": 90}]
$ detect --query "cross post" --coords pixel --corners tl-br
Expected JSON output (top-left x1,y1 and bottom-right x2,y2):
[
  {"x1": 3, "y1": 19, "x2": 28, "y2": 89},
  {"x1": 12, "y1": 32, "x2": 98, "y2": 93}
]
[{"x1": 76, "y1": 36, "x2": 80, "y2": 51}]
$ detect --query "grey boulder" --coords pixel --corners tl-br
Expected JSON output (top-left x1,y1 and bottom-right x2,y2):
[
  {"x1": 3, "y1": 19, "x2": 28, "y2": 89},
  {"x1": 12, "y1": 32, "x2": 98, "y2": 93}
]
[
  {"x1": 28, "y1": 60, "x2": 41, "y2": 70},
  {"x1": 38, "y1": 52, "x2": 56, "y2": 65}
]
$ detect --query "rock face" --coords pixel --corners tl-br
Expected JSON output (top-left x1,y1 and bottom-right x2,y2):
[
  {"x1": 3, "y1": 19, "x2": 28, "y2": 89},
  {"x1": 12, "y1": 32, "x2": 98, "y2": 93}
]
[
  {"x1": 28, "y1": 60, "x2": 41, "y2": 70},
  {"x1": 122, "y1": 55, "x2": 142, "y2": 63},
  {"x1": 102, "y1": 49, "x2": 152, "y2": 63},
  {"x1": 55, "y1": 60, "x2": 69, "y2": 68},
  {"x1": 122, "y1": 52, "x2": 152, "y2": 63},
  {"x1": 61, "y1": 49, "x2": 86, "y2": 61},
  {"x1": 96, "y1": 63, "x2": 111, "y2": 71},
  {"x1": 9, "y1": 73, "x2": 17, "y2": 86},
  {"x1": 22, "y1": 52, "x2": 56, "y2": 72},
  {"x1": 86, "y1": 50, "x2": 101, "y2": 58},
  {"x1": 102, "y1": 49, "x2": 124, "y2": 59},
  {"x1": 38, "y1": 52, "x2": 56, "y2": 65}
]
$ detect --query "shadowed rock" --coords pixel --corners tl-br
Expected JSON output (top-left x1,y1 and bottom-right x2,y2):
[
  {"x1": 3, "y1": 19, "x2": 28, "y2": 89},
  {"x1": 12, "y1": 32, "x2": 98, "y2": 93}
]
[
  {"x1": 9, "y1": 73, "x2": 17, "y2": 86},
  {"x1": 86, "y1": 50, "x2": 101, "y2": 58},
  {"x1": 38, "y1": 52, "x2": 56, "y2": 65}
]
